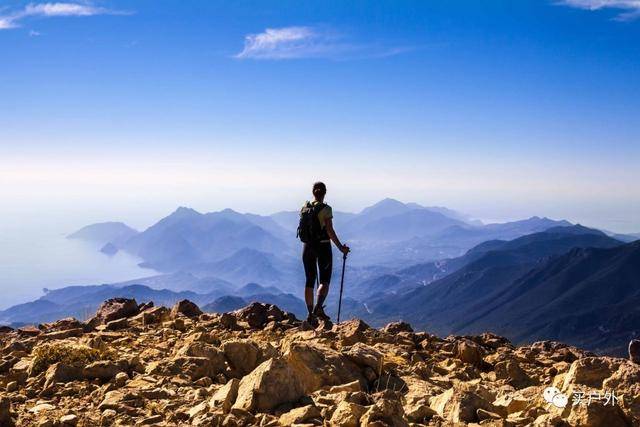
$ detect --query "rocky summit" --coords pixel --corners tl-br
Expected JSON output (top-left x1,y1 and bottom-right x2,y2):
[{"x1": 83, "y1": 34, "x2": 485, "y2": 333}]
[{"x1": 0, "y1": 299, "x2": 638, "y2": 427}]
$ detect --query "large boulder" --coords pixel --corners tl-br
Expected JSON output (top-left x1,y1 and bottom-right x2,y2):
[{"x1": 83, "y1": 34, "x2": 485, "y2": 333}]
[
  {"x1": 494, "y1": 359, "x2": 534, "y2": 389},
  {"x1": 344, "y1": 342, "x2": 383, "y2": 370},
  {"x1": 89, "y1": 298, "x2": 139, "y2": 326},
  {"x1": 232, "y1": 358, "x2": 304, "y2": 412},
  {"x1": 566, "y1": 401, "x2": 632, "y2": 427},
  {"x1": 177, "y1": 341, "x2": 226, "y2": 366},
  {"x1": 284, "y1": 341, "x2": 364, "y2": 394},
  {"x1": 141, "y1": 306, "x2": 170, "y2": 325},
  {"x1": 233, "y1": 302, "x2": 284, "y2": 328},
  {"x1": 330, "y1": 401, "x2": 367, "y2": 427},
  {"x1": 222, "y1": 339, "x2": 260, "y2": 376},
  {"x1": 333, "y1": 319, "x2": 371, "y2": 346},
  {"x1": 455, "y1": 339, "x2": 485, "y2": 367},
  {"x1": 360, "y1": 391, "x2": 408, "y2": 427},
  {"x1": 429, "y1": 382, "x2": 498, "y2": 423},
  {"x1": 562, "y1": 357, "x2": 623, "y2": 391},
  {"x1": 171, "y1": 300, "x2": 202, "y2": 319},
  {"x1": 209, "y1": 378, "x2": 240, "y2": 413},
  {"x1": 43, "y1": 363, "x2": 83, "y2": 389}
]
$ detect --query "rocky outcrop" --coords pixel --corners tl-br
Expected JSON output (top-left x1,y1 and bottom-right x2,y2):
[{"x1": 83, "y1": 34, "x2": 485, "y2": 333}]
[
  {"x1": 87, "y1": 298, "x2": 139, "y2": 327},
  {"x1": 0, "y1": 298, "x2": 638, "y2": 426}
]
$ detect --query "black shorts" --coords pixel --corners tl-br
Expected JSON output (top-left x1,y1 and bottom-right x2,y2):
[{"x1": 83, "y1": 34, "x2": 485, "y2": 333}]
[{"x1": 303, "y1": 241, "x2": 332, "y2": 288}]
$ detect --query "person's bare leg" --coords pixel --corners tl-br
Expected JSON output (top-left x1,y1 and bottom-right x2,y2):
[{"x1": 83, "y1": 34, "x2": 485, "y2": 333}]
[{"x1": 314, "y1": 283, "x2": 330, "y2": 319}]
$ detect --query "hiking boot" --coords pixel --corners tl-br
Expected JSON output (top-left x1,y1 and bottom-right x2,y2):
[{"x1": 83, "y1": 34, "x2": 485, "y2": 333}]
[
  {"x1": 313, "y1": 305, "x2": 331, "y2": 322},
  {"x1": 306, "y1": 313, "x2": 319, "y2": 328}
]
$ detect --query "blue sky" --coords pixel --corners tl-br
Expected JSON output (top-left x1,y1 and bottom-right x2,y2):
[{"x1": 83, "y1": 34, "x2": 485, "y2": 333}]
[{"x1": 0, "y1": 0, "x2": 639, "y2": 232}]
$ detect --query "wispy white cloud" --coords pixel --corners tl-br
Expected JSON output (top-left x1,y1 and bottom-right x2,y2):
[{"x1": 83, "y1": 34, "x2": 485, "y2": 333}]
[
  {"x1": 0, "y1": 2, "x2": 128, "y2": 31},
  {"x1": 235, "y1": 26, "x2": 412, "y2": 60},
  {"x1": 559, "y1": 0, "x2": 640, "y2": 20}
]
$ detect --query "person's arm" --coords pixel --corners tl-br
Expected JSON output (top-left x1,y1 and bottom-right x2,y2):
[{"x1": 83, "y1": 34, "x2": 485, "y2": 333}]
[{"x1": 325, "y1": 218, "x2": 350, "y2": 255}]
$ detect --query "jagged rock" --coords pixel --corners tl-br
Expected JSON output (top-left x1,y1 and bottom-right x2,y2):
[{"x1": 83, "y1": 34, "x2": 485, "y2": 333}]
[
  {"x1": 83, "y1": 360, "x2": 122, "y2": 381},
  {"x1": 344, "y1": 342, "x2": 383, "y2": 370},
  {"x1": 43, "y1": 328, "x2": 84, "y2": 340},
  {"x1": 402, "y1": 377, "x2": 438, "y2": 422},
  {"x1": 90, "y1": 298, "x2": 139, "y2": 325},
  {"x1": 361, "y1": 391, "x2": 408, "y2": 427},
  {"x1": 330, "y1": 400, "x2": 367, "y2": 427},
  {"x1": 629, "y1": 340, "x2": 640, "y2": 364},
  {"x1": 218, "y1": 312, "x2": 237, "y2": 330},
  {"x1": 104, "y1": 317, "x2": 129, "y2": 331},
  {"x1": 0, "y1": 326, "x2": 14, "y2": 334},
  {"x1": 17, "y1": 326, "x2": 41, "y2": 337},
  {"x1": 278, "y1": 404, "x2": 321, "y2": 425},
  {"x1": 98, "y1": 390, "x2": 144, "y2": 411},
  {"x1": 381, "y1": 321, "x2": 413, "y2": 334},
  {"x1": 566, "y1": 401, "x2": 632, "y2": 427},
  {"x1": 284, "y1": 341, "x2": 364, "y2": 393},
  {"x1": 234, "y1": 302, "x2": 268, "y2": 328},
  {"x1": 222, "y1": 339, "x2": 260, "y2": 376},
  {"x1": 3, "y1": 299, "x2": 639, "y2": 426},
  {"x1": 167, "y1": 356, "x2": 226, "y2": 380},
  {"x1": 138, "y1": 301, "x2": 154, "y2": 311},
  {"x1": 430, "y1": 382, "x2": 498, "y2": 423},
  {"x1": 561, "y1": 357, "x2": 622, "y2": 390},
  {"x1": 0, "y1": 396, "x2": 15, "y2": 426},
  {"x1": 603, "y1": 361, "x2": 640, "y2": 390},
  {"x1": 171, "y1": 299, "x2": 202, "y2": 319},
  {"x1": 455, "y1": 339, "x2": 485, "y2": 367},
  {"x1": 41, "y1": 318, "x2": 84, "y2": 332},
  {"x1": 59, "y1": 414, "x2": 78, "y2": 426},
  {"x1": 333, "y1": 319, "x2": 371, "y2": 346},
  {"x1": 43, "y1": 363, "x2": 83, "y2": 389},
  {"x1": 494, "y1": 359, "x2": 534, "y2": 388},
  {"x1": 177, "y1": 341, "x2": 226, "y2": 365},
  {"x1": 114, "y1": 371, "x2": 128, "y2": 387},
  {"x1": 232, "y1": 358, "x2": 304, "y2": 412},
  {"x1": 209, "y1": 378, "x2": 240, "y2": 413},
  {"x1": 141, "y1": 306, "x2": 170, "y2": 325}
]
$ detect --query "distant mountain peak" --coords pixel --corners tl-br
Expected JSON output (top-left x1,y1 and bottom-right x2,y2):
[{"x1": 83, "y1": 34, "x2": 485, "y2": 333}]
[
  {"x1": 359, "y1": 198, "x2": 410, "y2": 218},
  {"x1": 172, "y1": 206, "x2": 201, "y2": 216}
]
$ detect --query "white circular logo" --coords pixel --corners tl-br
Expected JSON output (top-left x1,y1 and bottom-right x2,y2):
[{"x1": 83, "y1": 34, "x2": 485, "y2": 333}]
[{"x1": 543, "y1": 386, "x2": 568, "y2": 408}]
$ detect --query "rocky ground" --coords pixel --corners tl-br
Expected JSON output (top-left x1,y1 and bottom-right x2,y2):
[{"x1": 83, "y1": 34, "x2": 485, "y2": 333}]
[{"x1": 0, "y1": 298, "x2": 638, "y2": 427}]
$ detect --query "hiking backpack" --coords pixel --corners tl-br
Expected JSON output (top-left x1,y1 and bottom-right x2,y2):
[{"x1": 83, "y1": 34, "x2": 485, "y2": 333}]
[{"x1": 297, "y1": 202, "x2": 326, "y2": 243}]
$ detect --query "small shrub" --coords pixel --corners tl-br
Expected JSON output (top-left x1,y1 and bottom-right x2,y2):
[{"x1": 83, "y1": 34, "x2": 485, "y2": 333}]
[{"x1": 30, "y1": 342, "x2": 113, "y2": 375}]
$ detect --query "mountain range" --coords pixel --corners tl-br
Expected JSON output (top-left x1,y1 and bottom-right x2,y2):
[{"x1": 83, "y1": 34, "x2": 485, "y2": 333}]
[
  {"x1": 355, "y1": 225, "x2": 637, "y2": 356},
  {"x1": 3, "y1": 199, "x2": 638, "y2": 356}
]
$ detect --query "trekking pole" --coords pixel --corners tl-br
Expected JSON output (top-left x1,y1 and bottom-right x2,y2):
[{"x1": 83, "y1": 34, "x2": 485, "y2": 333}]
[{"x1": 337, "y1": 252, "x2": 347, "y2": 323}]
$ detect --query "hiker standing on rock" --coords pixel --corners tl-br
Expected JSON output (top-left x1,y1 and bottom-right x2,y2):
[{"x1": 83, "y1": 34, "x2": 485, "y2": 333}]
[{"x1": 297, "y1": 182, "x2": 350, "y2": 326}]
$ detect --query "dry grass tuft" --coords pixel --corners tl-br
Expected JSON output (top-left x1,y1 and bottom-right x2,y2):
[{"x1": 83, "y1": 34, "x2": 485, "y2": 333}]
[{"x1": 30, "y1": 342, "x2": 113, "y2": 374}]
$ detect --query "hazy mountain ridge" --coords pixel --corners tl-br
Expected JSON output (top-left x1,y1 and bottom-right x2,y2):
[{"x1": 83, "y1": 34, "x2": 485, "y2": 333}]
[
  {"x1": 67, "y1": 222, "x2": 138, "y2": 246},
  {"x1": 71, "y1": 199, "x2": 574, "y2": 271},
  {"x1": 357, "y1": 227, "x2": 635, "y2": 355}
]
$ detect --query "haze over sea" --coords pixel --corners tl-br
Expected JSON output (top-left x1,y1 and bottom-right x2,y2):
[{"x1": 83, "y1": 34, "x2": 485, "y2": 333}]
[{"x1": 0, "y1": 211, "x2": 157, "y2": 310}]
